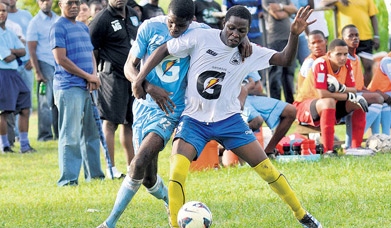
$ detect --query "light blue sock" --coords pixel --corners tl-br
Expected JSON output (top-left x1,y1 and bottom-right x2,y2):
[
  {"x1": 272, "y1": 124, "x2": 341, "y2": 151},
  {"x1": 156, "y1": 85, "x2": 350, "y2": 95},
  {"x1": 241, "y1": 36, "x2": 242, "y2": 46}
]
[
  {"x1": 0, "y1": 134, "x2": 10, "y2": 149},
  {"x1": 19, "y1": 132, "x2": 30, "y2": 151},
  {"x1": 381, "y1": 105, "x2": 391, "y2": 135},
  {"x1": 146, "y1": 175, "x2": 168, "y2": 205},
  {"x1": 345, "y1": 113, "x2": 352, "y2": 148},
  {"x1": 371, "y1": 114, "x2": 381, "y2": 134},
  {"x1": 365, "y1": 104, "x2": 382, "y2": 133},
  {"x1": 105, "y1": 175, "x2": 142, "y2": 228}
]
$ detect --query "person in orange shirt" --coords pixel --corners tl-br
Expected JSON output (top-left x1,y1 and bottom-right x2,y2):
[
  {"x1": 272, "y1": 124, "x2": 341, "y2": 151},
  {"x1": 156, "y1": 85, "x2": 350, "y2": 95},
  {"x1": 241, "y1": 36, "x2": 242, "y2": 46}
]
[
  {"x1": 294, "y1": 39, "x2": 368, "y2": 154},
  {"x1": 297, "y1": 29, "x2": 328, "y2": 89},
  {"x1": 367, "y1": 52, "x2": 391, "y2": 135},
  {"x1": 341, "y1": 24, "x2": 384, "y2": 148}
]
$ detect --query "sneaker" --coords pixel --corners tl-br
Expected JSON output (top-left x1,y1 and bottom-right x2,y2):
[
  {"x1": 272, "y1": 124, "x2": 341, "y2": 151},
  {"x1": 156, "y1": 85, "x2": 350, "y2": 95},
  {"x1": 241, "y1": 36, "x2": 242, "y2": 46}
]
[
  {"x1": 106, "y1": 167, "x2": 126, "y2": 179},
  {"x1": 96, "y1": 222, "x2": 109, "y2": 228},
  {"x1": 299, "y1": 212, "x2": 322, "y2": 228},
  {"x1": 2, "y1": 146, "x2": 15, "y2": 153},
  {"x1": 19, "y1": 146, "x2": 37, "y2": 154}
]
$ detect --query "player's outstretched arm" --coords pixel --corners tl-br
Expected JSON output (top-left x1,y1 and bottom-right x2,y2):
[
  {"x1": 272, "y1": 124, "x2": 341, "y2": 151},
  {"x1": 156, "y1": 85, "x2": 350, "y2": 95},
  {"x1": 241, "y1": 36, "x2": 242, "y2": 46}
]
[{"x1": 269, "y1": 6, "x2": 315, "y2": 67}]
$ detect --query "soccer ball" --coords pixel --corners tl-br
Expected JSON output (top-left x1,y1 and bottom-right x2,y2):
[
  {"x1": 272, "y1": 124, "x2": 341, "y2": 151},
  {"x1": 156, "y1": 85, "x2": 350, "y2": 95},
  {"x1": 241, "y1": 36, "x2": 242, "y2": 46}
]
[{"x1": 177, "y1": 201, "x2": 213, "y2": 228}]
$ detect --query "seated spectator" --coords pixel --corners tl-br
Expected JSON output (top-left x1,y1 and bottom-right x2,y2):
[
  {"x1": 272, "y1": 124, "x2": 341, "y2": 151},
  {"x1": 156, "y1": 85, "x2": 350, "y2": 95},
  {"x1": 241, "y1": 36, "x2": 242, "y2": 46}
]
[
  {"x1": 241, "y1": 71, "x2": 296, "y2": 158},
  {"x1": 367, "y1": 52, "x2": 391, "y2": 135},
  {"x1": 341, "y1": 24, "x2": 384, "y2": 148},
  {"x1": 294, "y1": 39, "x2": 368, "y2": 155}
]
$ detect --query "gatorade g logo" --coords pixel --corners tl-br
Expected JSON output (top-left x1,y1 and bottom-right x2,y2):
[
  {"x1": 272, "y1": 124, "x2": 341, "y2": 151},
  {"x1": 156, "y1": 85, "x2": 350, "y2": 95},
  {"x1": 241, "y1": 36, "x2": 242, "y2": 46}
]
[{"x1": 197, "y1": 71, "x2": 225, "y2": 99}]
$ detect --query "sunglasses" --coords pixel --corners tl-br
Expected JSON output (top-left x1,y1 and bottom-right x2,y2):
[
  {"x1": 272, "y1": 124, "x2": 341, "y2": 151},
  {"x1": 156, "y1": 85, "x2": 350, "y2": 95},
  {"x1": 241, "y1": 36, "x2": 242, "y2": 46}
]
[{"x1": 64, "y1": 1, "x2": 81, "y2": 6}]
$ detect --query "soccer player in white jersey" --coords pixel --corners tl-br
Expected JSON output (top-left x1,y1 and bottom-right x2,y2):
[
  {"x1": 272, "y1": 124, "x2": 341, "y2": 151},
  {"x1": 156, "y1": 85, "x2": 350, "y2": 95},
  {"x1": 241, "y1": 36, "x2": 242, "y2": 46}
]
[
  {"x1": 96, "y1": 0, "x2": 248, "y2": 227},
  {"x1": 134, "y1": 5, "x2": 323, "y2": 228}
]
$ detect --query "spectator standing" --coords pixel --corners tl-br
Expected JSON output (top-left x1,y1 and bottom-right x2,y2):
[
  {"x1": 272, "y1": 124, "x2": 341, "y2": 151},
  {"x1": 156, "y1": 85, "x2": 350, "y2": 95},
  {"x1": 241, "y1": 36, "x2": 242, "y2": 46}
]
[
  {"x1": 50, "y1": 0, "x2": 105, "y2": 186},
  {"x1": 7, "y1": 0, "x2": 33, "y2": 125},
  {"x1": 325, "y1": 0, "x2": 380, "y2": 87},
  {"x1": 76, "y1": 0, "x2": 91, "y2": 25},
  {"x1": 0, "y1": 2, "x2": 35, "y2": 154},
  {"x1": 88, "y1": 0, "x2": 103, "y2": 20},
  {"x1": 89, "y1": 0, "x2": 140, "y2": 179},
  {"x1": 341, "y1": 24, "x2": 383, "y2": 148},
  {"x1": 141, "y1": 0, "x2": 164, "y2": 21},
  {"x1": 262, "y1": 0, "x2": 297, "y2": 103},
  {"x1": 294, "y1": 39, "x2": 368, "y2": 154},
  {"x1": 290, "y1": 0, "x2": 310, "y2": 65},
  {"x1": 223, "y1": 0, "x2": 264, "y2": 45},
  {"x1": 367, "y1": 52, "x2": 391, "y2": 135},
  {"x1": 27, "y1": 0, "x2": 60, "y2": 141},
  {"x1": 194, "y1": 0, "x2": 223, "y2": 29},
  {"x1": 307, "y1": 0, "x2": 329, "y2": 40}
]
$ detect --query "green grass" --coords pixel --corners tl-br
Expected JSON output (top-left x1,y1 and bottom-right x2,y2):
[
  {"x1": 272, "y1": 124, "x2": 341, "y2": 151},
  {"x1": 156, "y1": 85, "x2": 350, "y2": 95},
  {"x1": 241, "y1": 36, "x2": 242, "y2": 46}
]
[{"x1": 1, "y1": 112, "x2": 391, "y2": 227}]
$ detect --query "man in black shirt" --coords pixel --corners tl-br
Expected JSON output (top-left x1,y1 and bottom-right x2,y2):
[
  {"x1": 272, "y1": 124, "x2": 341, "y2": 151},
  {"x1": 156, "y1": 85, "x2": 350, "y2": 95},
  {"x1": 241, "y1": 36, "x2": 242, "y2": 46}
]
[{"x1": 89, "y1": 0, "x2": 140, "y2": 179}]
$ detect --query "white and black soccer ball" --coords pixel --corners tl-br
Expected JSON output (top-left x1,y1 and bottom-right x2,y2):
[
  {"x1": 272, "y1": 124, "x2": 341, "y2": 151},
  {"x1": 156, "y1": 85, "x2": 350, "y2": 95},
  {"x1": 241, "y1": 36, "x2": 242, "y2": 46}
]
[
  {"x1": 366, "y1": 134, "x2": 391, "y2": 152},
  {"x1": 177, "y1": 201, "x2": 212, "y2": 228}
]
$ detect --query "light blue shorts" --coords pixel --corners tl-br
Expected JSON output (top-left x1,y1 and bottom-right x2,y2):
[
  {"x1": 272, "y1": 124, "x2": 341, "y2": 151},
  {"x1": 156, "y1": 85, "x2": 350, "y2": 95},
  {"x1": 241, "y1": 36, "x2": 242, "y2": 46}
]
[
  {"x1": 174, "y1": 114, "x2": 256, "y2": 159},
  {"x1": 132, "y1": 100, "x2": 182, "y2": 154},
  {"x1": 241, "y1": 96, "x2": 287, "y2": 130}
]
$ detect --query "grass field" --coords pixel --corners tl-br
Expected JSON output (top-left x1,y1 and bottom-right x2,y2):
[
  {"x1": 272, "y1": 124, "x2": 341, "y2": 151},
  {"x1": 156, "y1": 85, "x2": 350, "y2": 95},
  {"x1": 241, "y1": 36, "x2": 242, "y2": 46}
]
[{"x1": 1, "y1": 112, "x2": 391, "y2": 227}]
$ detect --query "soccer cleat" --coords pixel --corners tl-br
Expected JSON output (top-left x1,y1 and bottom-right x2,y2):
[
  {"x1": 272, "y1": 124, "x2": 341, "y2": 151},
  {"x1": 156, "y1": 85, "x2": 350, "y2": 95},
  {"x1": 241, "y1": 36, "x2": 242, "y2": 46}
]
[
  {"x1": 2, "y1": 146, "x2": 15, "y2": 153},
  {"x1": 96, "y1": 222, "x2": 109, "y2": 228},
  {"x1": 299, "y1": 212, "x2": 322, "y2": 228},
  {"x1": 19, "y1": 146, "x2": 37, "y2": 154}
]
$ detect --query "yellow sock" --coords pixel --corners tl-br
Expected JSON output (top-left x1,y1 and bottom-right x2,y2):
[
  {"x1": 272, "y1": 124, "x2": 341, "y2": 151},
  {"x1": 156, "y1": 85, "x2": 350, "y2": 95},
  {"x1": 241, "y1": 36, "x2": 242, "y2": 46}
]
[
  {"x1": 253, "y1": 159, "x2": 306, "y2": 220},
  {"x1": 168, "y1": 154, "x2": 191, "y2": 227}
]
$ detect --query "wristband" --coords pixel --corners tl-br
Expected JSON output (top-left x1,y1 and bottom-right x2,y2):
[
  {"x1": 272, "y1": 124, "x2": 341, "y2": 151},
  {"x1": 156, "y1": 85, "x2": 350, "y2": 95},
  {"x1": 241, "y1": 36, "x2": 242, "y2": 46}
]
[
  {"x1": 374, "y1": 35, "x2": 380, "y2": 39},
  {"x1": 279, "y1": 3, "x2": 284, "y2": 10}
]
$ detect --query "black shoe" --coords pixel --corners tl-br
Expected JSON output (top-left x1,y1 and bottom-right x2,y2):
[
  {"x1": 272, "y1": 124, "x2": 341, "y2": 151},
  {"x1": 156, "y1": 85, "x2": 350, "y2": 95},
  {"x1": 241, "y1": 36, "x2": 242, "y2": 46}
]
[
  {"x1": 266, "y1": 148, "x2": 279, "y2": 160},
  {"x1": 20, "y1": 146, "x2": 37, "y2": 154},
  {"x1": 299, "y1": 212, "x2": 322, "y2": 228},
  {"x1": 2, "y1": 146, "x2": 15, "y2": 153}
]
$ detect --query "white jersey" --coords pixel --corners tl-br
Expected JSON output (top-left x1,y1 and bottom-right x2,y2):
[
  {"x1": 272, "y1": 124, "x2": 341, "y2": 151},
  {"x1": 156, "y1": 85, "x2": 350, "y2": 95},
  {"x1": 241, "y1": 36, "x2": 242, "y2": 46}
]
[{"x1": 167, "y1": 29, "x2": 276, "y2": 122}]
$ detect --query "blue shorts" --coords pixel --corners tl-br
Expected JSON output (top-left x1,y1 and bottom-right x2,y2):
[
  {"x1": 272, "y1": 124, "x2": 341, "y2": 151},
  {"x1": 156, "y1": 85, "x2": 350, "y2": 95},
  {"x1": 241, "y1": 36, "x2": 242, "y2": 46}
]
[
  {"x1": 241, "y1": 96, "x2": 286, "y2": 129},
  {"x1": 132, "y1": 99, "x2": 182, "y2": 154},
  {"x1": 0, "y1": 69, "x2": 31, "y2": 113},
  {"x1": 174, "y1": 114, "x2": 256, "y2": 158}
]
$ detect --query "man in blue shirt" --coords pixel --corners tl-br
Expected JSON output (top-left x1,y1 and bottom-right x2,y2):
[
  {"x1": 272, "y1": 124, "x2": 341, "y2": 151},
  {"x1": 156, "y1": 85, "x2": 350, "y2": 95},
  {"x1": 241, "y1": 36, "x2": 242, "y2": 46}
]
[
  {"x1": 50, "y1": 0, "x2": 104, "y2": 186},
  {"x1": 27, "y1": 0, "x2": 59, "y2": 141},
  {"x1": 0, "y1": 2, "x2": 35, "y2": 154}
]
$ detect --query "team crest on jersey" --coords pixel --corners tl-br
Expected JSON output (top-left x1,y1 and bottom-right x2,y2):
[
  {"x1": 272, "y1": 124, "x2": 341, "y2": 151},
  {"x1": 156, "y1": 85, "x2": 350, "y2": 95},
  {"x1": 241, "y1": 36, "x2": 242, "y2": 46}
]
[
  {"x1": 111, "y1": 20, "x2": 122, "y2": 32},
  {"x1": 229, "y1": 52, "x2": 241, "y2": 65},
  {"x1": 197, "y1": 71, "x2": 225, "y2": 99}
]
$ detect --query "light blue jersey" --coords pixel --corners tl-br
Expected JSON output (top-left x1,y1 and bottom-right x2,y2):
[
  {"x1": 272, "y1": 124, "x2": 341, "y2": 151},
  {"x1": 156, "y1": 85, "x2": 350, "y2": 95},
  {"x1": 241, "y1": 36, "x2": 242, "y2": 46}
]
[
  {"x1": 130, "y1": 16, "x2": 209, "y2": 111},
  {"x1": 130, "y1": 16, "x2": 209, "y2": 152}
]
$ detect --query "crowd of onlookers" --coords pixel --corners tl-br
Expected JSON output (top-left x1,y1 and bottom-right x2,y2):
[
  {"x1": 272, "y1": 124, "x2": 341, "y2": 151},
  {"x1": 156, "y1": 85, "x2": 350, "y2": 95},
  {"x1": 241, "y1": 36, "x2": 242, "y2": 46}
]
[{"x1": 1, "y1": 0, "x2": 391, "y2": 185}]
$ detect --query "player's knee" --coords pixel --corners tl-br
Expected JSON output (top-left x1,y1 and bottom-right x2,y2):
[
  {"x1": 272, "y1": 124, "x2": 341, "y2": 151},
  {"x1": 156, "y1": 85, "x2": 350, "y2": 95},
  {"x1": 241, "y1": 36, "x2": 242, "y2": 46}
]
[
  {"x1": 282, "y1": 104, "x2": 297, "y2": 120},
  {"x1": 248, "y1": 116, "x2": 263, "y2": 131}
]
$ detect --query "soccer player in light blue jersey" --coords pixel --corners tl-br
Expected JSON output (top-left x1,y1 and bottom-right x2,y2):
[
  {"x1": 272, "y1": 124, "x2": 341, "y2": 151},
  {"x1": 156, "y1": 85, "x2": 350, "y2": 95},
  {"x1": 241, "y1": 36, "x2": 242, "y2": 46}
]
[{"x1": 97, "y1": 0, "x2": 211, "y2": 227}]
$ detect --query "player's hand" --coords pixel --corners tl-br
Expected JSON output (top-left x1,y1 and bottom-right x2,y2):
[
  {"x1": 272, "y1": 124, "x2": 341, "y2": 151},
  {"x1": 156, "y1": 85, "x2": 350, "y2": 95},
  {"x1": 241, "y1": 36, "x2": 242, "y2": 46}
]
[
  {"x1": 373, "y1": 37, "x2": 380, "y2": 50},
  {"x1": 327, "y1": 74, "x2": 346, "y2": 93},
  {"x1": 356, "y1": 95, "x2": 369, "y2": 112},
  {"x1": 146, "y1": 84, "x2": 176, "y2": 115},
  {"x1": 87, "y1": 74, "x2": 100, "y2": 91},
  {"x1": 385, "y1": 96, "x2": 391, "y2": 106},
  {"x1": 290, "y1": 6, "x2": 316, "y2": 36},
  {"x1": 132, "y1": 78, "x2": 147, "y2": 99},
  {"x1": 346, "y1": 92, "x2": 369, "y2": 112},
  {"x1": 238, "y1": 36, "x2": 252, "y2": 61}
]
